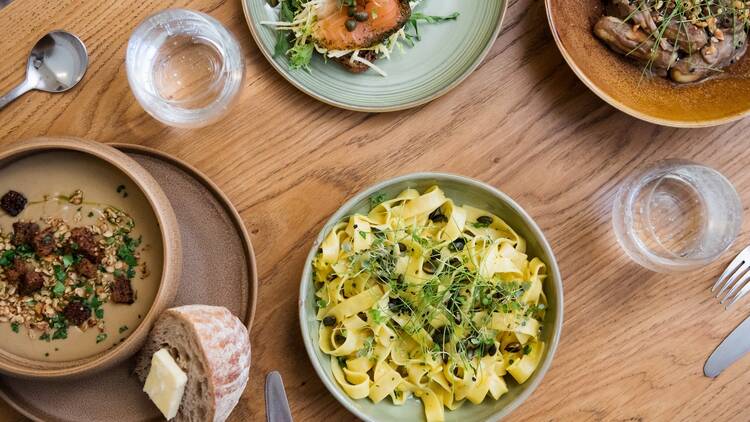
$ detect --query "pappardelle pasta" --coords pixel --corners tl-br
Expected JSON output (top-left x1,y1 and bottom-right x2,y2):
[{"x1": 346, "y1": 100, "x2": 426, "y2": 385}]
[{"x1": 312, "y1": 186, "x2": 547, "y2": 421}]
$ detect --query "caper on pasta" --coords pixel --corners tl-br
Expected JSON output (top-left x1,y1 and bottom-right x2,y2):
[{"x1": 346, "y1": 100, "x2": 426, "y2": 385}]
[{"x1": 312, "y1": 186, "x2": 547, "y2": 422}]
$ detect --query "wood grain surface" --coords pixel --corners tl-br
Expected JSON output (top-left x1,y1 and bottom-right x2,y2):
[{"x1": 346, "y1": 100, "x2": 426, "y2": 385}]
[{"x1": 1, "y1": 0, "x2": 750, "y2": 421}]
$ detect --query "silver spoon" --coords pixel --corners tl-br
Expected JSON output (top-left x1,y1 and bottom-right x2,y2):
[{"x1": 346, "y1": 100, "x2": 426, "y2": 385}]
[{"x1": 0, "y1": 30, "x2": 88, "y2": 110}]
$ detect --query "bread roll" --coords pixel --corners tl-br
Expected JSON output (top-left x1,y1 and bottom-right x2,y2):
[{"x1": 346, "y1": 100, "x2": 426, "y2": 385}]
[{"x1": 135, "y1": 305, "x2": 251, "y2": 422}]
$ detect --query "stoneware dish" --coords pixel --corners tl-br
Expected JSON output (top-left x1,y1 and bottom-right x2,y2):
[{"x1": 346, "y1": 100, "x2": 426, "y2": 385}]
[
  {"x1": 546, "y1": 0, "x2": 750, "y2": 127},
  {"x1": 299, "y1": 172, "x2": 563, "y2": 421},
  {"x1": 0, "y1": 143, "x2": 256, "y2": 421},
  {"x1": 242, "y1": 0, "x2": 506, "y2": 112},
  {"x1": 0, "y1": 137, "x2": 181, "y2": 380}
]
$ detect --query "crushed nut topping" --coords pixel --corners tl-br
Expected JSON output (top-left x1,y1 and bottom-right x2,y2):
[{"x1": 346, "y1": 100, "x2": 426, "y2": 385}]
[{"x1": 0, "y1": 207, "x2": 142, "y2": 342}]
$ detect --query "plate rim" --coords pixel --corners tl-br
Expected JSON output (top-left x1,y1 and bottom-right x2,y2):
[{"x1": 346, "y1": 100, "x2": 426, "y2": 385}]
[
  {"x1": 109, "y1": 143, "x2": 259, "y2": 331},
  {"x1": 241, "y1": 0, "x2": 508, "y2": 113},
  {"x1": 0, "y1": 142, "x2": 259, "y2": 422}
]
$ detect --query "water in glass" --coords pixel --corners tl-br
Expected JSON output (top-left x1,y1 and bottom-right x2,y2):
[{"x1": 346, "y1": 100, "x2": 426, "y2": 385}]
[
  {"x1": 612, "y1": 160, "x2": 742, "y2": 272},
  {"x1": 126, "y1": 9, "x2": 244, "y2": 128}
]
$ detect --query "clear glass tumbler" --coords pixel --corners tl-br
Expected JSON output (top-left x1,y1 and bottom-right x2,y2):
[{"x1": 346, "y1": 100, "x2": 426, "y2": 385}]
[
  {"x1": 126, "y1": 9, "x2": 244, "y2": 128},
  {"x1": 612, "y1": 159, "x2": 742, "y2": 273}
]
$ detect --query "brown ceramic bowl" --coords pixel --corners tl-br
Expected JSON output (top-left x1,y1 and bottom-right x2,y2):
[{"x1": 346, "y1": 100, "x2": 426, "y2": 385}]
[
  {"x1": 0, "y1": 137, "x2": 181, "y2": 379},
  {"x1": 546, "y1": 0, "x2": 750, "y2": 127}
]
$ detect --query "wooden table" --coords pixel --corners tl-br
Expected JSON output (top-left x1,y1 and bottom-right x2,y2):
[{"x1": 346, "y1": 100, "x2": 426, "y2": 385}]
[{"x1": 2, "y1": 0, "x2": 750, "y2": 421}]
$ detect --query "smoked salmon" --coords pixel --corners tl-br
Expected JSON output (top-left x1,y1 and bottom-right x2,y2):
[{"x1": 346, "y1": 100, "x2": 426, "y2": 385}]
[
  {"x1": 264, "y1": 0, "x2": 458, "y2": 75},
  {"x1": 312, "y1": 0, "x2": 412, "y2": 51}
]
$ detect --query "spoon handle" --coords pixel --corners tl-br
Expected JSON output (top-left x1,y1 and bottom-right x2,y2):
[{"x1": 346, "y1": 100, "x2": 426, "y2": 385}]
[{"x1": 0, "y1": 79, "x2": 33, "y2": 110}]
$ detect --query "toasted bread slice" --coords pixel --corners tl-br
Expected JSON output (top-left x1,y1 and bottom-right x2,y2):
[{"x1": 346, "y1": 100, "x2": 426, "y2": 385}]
[{"x1": 335, "y1": 50, "x2": 379, "y2": 73}]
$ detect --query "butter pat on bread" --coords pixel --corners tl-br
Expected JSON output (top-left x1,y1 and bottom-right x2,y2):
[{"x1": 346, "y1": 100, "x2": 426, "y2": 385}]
[{"x1": 144, "y1": 349, "x2": 188, "y2": 420}]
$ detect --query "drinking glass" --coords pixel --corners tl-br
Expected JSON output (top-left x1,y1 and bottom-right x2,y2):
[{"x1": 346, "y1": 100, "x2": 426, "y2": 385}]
[
  {"x1": 612, "y1": 159, "x2": 742, "y2": 273},
  {"x1": 126, "y1": 9, "x2": 244, "y2": 128}
]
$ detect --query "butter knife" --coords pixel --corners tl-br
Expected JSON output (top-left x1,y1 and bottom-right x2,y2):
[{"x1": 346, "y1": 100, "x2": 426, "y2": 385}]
[
  {"x1": 705, "y1": 315, "x2": 750, "y2": 378},
  {"x1": 265, "y1": 371, "x2": 294, "y2": 422}
]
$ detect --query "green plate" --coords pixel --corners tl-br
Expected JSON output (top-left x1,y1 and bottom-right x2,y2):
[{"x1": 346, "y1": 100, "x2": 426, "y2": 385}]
[
  {"x1": 241, "y1": 0, "x2": 506, "y2": 112},
  {"x1": 299, "y1": 173, "x2": 563, "y2": 421}
]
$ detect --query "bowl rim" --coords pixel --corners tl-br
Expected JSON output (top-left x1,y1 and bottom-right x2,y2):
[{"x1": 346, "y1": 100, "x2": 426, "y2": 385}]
[
  {"x1": 0, "y1": 137, "x2": 182, "y2": 379},
  {"x1": 543, "y1": 0, "x2": 750, "y2": 128},
  {"x1": 241, "y1": 0, "x2": 509, "y2": 113},
  {"x1": 298, "y1": 172, "x2": 564, "y2": 421},
  {"x1": 107, "y1": 142, "x2": 259, "y2": 330}
]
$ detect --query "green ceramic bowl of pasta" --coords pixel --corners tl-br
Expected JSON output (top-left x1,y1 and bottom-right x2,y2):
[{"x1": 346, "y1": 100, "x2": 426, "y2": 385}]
[
  {"x1": 299, "y1": 173, "x2": 563, "y2": 421},
  {"x1": 242, "y1": 0, "x2": 506, "y2": 112}
]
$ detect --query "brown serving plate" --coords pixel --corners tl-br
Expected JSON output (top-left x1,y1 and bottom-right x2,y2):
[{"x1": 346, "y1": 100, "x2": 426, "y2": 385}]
[
  {"x1": 0, "y1": 137, "x2": 181, "y2": 380},
  {"x1": 0, "y1": 143, "x2": 257, "y2": 421},
  {"x1": 546, "y1": 0, "x2": 750, "y2": 127}
]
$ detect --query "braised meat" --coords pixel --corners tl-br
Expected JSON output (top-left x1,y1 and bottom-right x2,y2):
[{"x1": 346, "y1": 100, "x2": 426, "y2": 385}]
[
  {"x1": 662, "y1": 20, "x2": 709, "y2": 54},
  {"x1": 671, "y1": 30, "x2": 748, "y2": 83},
  {"x1": 594, "y1": 16, "x2": 676, "y2": 75},
  {"x1": 594, "y1": 0, "x2": 748, "y2": 83},
  {"x1": 605, "y1": 0, "x2": 708, "y2": 53}
]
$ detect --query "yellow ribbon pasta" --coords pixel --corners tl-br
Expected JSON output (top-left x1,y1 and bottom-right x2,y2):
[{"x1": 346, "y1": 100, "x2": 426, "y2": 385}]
[{"x1": 312, "y1": 186, "x2": 548, "y2": 422}]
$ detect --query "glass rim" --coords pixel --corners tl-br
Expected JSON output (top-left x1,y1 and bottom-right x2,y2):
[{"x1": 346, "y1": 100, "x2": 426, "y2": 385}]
[
  {"x1": 125, "y1": 8, "x2": 245, "y2": 126},
  {"x1": 612, "y1": 158, "x2": 742, "y2": 272}
]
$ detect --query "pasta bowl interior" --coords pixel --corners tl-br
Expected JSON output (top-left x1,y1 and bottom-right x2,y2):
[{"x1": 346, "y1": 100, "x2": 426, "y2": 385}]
[{"x1": 299, "y1": 173, "x2": 563, "y2": 421}]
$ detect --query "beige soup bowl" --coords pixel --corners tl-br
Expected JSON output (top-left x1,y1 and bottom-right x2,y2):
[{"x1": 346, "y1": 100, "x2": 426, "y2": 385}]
[{"x1": 0, "y1": 137, "x2": 181, "y2": 379}]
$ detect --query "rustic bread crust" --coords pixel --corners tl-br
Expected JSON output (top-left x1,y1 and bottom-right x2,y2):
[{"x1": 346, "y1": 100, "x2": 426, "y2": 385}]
[{"x1": 135, "y1": 305, "x2": 251, "y2": 422}]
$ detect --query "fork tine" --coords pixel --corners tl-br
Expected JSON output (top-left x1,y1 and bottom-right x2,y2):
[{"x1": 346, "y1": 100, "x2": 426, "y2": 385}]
[
  {"x1": 725, "y1": 272, "x2": 750, "y2": 308},
  {"x1": 720, "y1": 264, "x2": 750, "y2": 303},
  {"x1": 715, "y1": 262, "x2": 750, "y2": 299},
  {"x1": 713, "y1": 249, "x2": 749, "y2": 292},
  {"x1": 722, "y1": 278, "x2": 750, "y2": 305}
]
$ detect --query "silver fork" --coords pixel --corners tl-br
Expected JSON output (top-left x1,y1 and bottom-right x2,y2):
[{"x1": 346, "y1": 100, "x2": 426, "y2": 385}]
[{"x1": 713, "y1": 246, "x2": 750, "y2": 308}]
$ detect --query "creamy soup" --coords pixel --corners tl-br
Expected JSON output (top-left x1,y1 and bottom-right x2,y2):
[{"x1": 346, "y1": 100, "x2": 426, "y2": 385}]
[{"x1": 0, "y1": 151, "x2": 163, "y2": 362}]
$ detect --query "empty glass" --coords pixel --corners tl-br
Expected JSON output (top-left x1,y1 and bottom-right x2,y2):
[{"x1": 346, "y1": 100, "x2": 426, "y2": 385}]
[
  {"x1": 126, "y1": 9, "x2": 244, "y2": 128},
  {"x1": 612, "y1": 160, "x2": 742, "y2": 273}
]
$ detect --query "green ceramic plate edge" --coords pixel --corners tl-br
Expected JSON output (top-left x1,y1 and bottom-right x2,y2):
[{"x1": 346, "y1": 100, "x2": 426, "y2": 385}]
[
  {"x1": 298, "y1": 172, "x2": 564, "y2": 422},
  {"x1": 241, "y1": 1, "x2": 507, "y2": 112}
]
